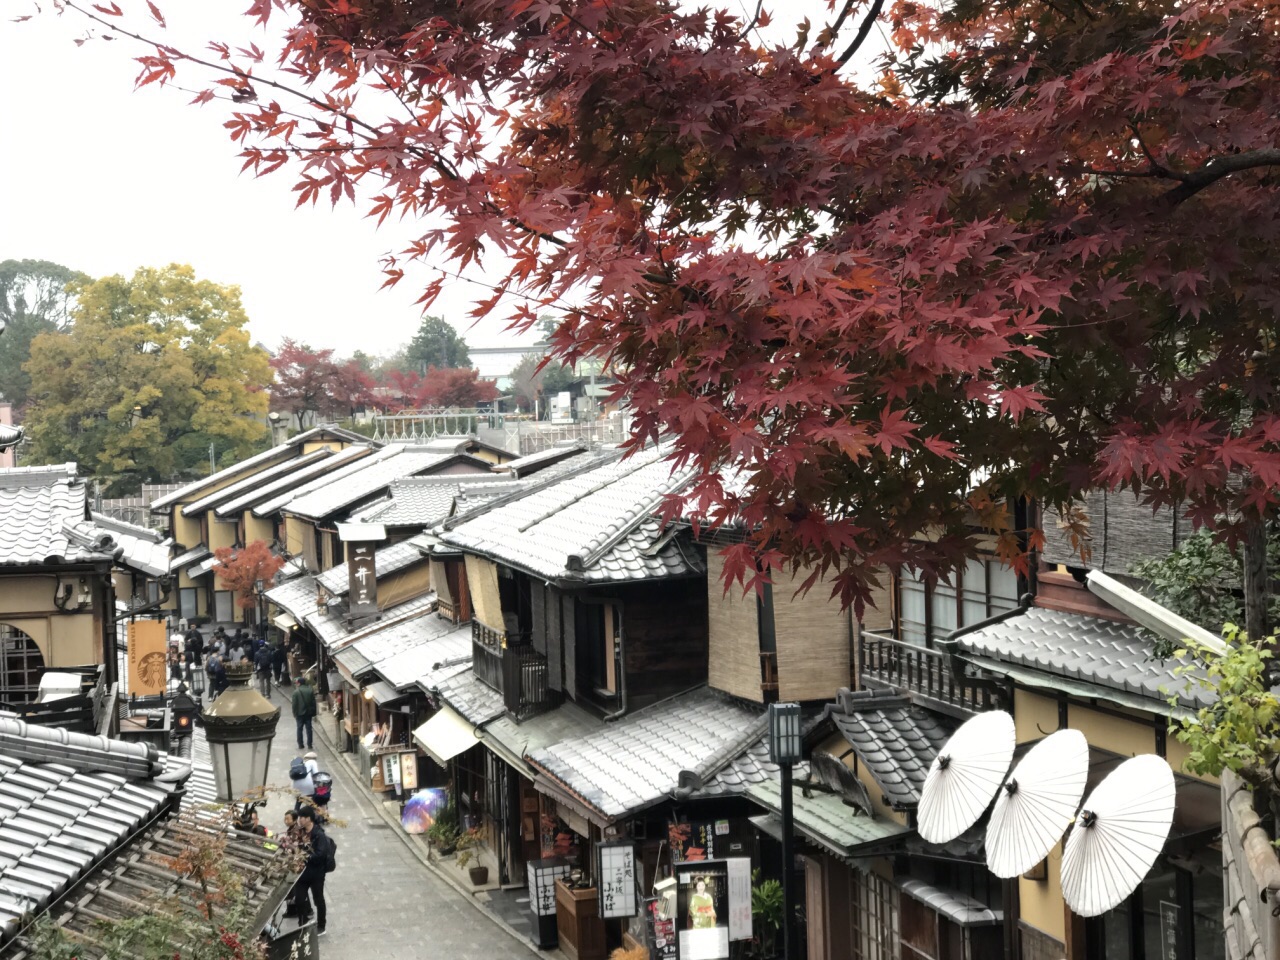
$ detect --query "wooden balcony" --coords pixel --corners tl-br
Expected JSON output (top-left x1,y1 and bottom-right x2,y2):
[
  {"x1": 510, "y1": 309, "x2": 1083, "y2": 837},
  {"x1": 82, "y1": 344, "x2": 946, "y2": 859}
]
[
  {"x1": 438, "y1": 596, "x2": 460, "y2": 623},
  {"x1": 471, "y1": 621, "x2": 561, "y2": 721},
  {"x1": 858, "y1": 630, "x2": 1001, "y2": 715}
]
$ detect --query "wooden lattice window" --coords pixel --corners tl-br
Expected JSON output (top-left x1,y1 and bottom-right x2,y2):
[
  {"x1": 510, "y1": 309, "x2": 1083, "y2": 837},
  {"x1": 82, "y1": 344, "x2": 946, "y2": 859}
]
[
  {"x1": 0, "y1": 623, "x2": 44, "y2": 701},
  {"x1": 851, "y1": 871, "x2": 900, "y2": 960}
]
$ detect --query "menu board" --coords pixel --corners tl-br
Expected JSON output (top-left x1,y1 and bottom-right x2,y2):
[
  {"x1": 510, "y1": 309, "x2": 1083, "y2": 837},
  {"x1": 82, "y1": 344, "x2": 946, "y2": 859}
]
[{"x1": 596, "y1": 841, "x2": 638, "y2": 918}]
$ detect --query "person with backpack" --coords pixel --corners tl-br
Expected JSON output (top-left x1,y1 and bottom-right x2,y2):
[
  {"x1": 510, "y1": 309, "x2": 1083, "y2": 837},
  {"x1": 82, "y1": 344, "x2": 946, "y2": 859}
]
[
  {"x1": 289, "y1": 753, "x2": 315, "y2": 799},
  {"x1": 294, "y1": 807, "x2": 333, "y2": 936},
  {"x1": 253, "y1": 642, "x2": 274, "y2": 695},
  {"x1": 291, "y1": 675, "x2": 317, "y2": 750},
  {"x1": 207, "y1": 652, "x2": 227, "y2": 698}
]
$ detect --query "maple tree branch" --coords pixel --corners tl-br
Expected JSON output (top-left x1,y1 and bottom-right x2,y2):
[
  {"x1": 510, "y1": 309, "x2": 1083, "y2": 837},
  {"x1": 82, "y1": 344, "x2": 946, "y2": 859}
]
[
  {"x1": 835, "y1": 0, "x2": 884, "y2": 68},
  {"x1": 736, "y1": 0, "x2": 766, "y2": 41},
  {"x1": 1162, "y1": 148, "x2": 1280, "y2": 205}
]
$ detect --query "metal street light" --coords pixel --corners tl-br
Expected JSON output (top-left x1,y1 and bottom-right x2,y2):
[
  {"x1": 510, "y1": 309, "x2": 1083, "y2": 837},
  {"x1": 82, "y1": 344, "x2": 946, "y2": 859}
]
[
  {"x1": 768, "y1": 701, "x2": 803, "y2": 960},
  {"x1": 202, "y1": 661, "x2": 280, "y2": 804}
]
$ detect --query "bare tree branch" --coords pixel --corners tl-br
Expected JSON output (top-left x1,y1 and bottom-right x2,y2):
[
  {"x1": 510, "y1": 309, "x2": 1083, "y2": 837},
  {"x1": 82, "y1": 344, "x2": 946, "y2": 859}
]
[{"x1": 835, "y1": 0, "x2": 885, "y2": 68}]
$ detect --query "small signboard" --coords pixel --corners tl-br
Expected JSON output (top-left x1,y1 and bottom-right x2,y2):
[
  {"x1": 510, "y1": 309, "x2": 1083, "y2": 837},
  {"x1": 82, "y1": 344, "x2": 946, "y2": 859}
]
[
  {"x1": 126, "y1": 620, "x2": 167, "y2": 696},
  {"x1": 347, "y1": 542, "x2": 378, "y2": 617},
  {"x1": 596, "y1": 840, "x2": 638, "y2": 918}
]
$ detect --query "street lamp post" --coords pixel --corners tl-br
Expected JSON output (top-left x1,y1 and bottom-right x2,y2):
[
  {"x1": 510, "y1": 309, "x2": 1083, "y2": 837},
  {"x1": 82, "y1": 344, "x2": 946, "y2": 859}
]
[
  {"x1": 202, "y1": 661, "x2": 280, "y2": 806},
  {"x1": 768, "y1": 702, "x2": 803, "y2": 960},
  {"x1": 254, "y1": 577, "x2": 266, "y2": 637}
]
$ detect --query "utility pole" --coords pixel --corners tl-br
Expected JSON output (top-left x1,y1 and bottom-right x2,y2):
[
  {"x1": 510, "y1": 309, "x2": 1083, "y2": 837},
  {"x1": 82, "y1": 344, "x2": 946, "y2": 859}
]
[{"x1": 208, "y1": 442, "x2": 216, "y2": 474}]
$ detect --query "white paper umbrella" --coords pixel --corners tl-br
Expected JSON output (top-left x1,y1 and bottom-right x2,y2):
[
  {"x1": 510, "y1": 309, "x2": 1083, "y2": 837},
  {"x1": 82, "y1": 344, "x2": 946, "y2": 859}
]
[
  {"x1": 985, "y1": 729, "x2": 1090, "y2": 878},
  {"x1": 917, "y1": 710, "x2": 1016, "y2": 844},
  {"x1": 1061, "y1": 754, "x2": 1176, "y2": 918}
]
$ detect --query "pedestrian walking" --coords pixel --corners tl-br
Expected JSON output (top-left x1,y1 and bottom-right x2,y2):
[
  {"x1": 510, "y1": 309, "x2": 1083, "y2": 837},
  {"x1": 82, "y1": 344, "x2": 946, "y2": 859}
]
[
  {"x1": 272, "y1": 641, "x2": 288, "y2": 686},
  {"x1": 207, "y1": 652, "x2": 227, "y2": 697},
  {"x1": 292, "y1": 807, "x2": 331, "y2": 936},
  {"x1": 291, "y1": 675, "x2": 317, "y2": 750},
  {"x1": 254, "y1": 642, "x2": 274, "y2": 695}
]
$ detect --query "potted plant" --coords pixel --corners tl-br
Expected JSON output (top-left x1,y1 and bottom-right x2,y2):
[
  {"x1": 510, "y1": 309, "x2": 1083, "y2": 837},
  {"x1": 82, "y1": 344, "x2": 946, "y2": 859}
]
[
  {"x1": 455, "y1": 827, "x2": 488, "y2": 885},
  {"x1": 427, "y1": 802, "x2": 460, "y2": 855}
]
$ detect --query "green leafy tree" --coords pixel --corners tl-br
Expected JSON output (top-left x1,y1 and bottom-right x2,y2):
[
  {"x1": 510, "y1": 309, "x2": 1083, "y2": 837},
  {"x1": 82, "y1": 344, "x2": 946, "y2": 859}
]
[
  {"x1": 1131, "y1": 529, "x2": 1280, "y2": 634},
  {"x1": 1171, "y1": 628, "x2": 1280, "y2": 806},
  {"x1": 404, "y1": 315, "x2": 470, "y2": 372},
  {"x1": 509, "y1": 352, "x2": 576, "y2": 416},
  {"x1": 22, "y1": 264, "x2": 271, "y2": 492},
  {"x1": 0, "y1": 259, "x2": 88, "y2": 410}
]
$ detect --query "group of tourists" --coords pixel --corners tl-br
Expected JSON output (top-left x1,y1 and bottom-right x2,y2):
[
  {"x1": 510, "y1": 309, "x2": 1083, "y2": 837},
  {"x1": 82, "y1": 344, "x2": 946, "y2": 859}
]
[{"x1": 168, "y1": 624, "x2": 295, "y2": 698}]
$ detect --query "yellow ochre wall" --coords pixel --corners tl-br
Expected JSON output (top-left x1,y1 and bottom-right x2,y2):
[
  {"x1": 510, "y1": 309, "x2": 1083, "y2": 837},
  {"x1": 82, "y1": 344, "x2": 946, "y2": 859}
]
[{"x1": 0, "y1": 575, "x2": 99, "y2": 667}]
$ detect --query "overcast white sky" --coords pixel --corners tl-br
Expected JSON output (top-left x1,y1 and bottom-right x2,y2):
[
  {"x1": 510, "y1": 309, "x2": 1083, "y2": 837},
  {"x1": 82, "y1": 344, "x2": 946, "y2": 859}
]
[{"x1": 0, "y1": 1, "x2": 875, "y2": 358}]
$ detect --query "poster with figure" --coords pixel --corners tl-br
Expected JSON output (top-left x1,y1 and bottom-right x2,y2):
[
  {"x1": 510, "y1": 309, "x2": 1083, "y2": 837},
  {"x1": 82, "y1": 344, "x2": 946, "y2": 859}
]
[{"x1": 675, "y1": 861, "x2": 730, "y2": 960}]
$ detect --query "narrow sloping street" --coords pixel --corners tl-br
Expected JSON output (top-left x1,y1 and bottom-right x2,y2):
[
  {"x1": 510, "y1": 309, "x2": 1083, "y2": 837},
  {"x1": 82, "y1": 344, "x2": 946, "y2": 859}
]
[{"x1": 257, "y1": 688, "x2": 536, "y2": 960}]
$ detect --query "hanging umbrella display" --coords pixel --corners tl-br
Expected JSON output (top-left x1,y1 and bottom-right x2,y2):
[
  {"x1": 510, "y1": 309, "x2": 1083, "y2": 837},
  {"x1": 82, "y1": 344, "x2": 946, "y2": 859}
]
[
  {"x1": 401, "y1": 787, "x2": 449, "y2": 834},
  {"x1": 1060, "y1": 754, "x2": 1176, "y2": 918},
  {"x1": 917, "y1": 710, "x2": 1016, "y2": 844},
  {"x1": 985, "y1": 729, "x2": 1090, "y2": 878}
]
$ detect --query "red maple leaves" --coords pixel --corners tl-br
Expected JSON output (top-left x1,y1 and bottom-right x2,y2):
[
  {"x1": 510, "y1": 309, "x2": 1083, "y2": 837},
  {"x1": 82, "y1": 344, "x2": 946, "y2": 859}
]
[{"x1": 57, "y1": 0, "x2": 1280, "y2": 608}]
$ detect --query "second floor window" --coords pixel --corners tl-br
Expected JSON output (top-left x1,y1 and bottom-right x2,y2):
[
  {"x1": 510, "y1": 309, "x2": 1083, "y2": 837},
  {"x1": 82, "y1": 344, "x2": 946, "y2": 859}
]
[{"x1": 899, "y1": 558, "x2": 1018, "y2": 645}]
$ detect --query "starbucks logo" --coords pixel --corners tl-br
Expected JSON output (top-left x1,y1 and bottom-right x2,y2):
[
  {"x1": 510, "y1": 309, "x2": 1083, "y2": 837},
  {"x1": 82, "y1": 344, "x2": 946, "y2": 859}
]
[{"x1": 137, "y1": 651, "x2": 167, "y2": 689}]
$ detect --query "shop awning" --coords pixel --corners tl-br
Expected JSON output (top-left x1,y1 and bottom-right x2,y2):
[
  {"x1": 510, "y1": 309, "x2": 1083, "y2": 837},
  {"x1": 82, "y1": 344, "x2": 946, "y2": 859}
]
[
  {"x1": 365, "y1": 680, "x2": 410, "y2": 707},
  {"x1": 273, "y1": 612, "x2": 297, "y2": 630},
  {"x1": 413, "y1": 706, "x2": 480, "y2": 767}
]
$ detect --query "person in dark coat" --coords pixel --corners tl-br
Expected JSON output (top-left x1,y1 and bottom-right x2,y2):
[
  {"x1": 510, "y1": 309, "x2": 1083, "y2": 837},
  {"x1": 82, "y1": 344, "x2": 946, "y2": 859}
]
[
  {"x1": 208, "y1": 653, "x2": 228, "y2": 697},
  {"x1": 293, "y1": 807, "x2": 329, "y2": 935},
  {"x1": 272, "y1": 641, "x2": 289, "y2": 685},
  {"x1": 254, "y1": 643, "x2": 274, "y2": 690},
  {"x1": 183, "y1": 628, "x2": 203, "y2": 666},
  {"x1": 291, "y1": 676, "x2": 317, "y2": 750}
]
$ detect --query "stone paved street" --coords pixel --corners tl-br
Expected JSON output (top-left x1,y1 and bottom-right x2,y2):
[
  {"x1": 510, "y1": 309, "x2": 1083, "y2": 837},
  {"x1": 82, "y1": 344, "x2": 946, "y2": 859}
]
[{"x1": 257, "y1": 685, "x2": 537, "y2": 960}]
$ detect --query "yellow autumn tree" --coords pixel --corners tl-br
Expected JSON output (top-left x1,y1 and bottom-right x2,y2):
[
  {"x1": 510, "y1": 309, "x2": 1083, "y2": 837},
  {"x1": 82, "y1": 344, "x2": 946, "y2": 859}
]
[{"x1": 22, "y1": 264, "x2": 272, "y2": 492}]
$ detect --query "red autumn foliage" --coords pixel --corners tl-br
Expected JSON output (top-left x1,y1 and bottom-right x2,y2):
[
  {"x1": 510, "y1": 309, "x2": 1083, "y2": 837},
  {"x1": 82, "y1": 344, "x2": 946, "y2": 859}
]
[
  {"x1": 63, "y1": 0, "x2": 1280, "y2": 609},
  {"x1": 212, "y1": 540, "x2": 286, "y2": 610}
]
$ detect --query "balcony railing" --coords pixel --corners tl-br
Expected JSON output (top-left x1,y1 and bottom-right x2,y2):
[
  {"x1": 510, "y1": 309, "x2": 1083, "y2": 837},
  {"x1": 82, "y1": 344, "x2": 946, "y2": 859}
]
[
  {"x1": 471, "y1": 621, "x2": 560, "y2": 720},
  {"x1": 858, "y1": 631, "x2": 1000, "y2": 714},
  {"x1": 438, "y1": 596, "x2": 459, "y2": 623}
]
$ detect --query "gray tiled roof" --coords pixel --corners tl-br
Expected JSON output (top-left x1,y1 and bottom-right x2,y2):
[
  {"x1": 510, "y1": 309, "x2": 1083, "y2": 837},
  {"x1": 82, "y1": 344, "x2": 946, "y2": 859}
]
[
  {"x1": 283, "y1": 448, "x2": 486, "y2": 521},
  {"x1": 181, "y1": 448, "x2": 334, "y2": 517},
  {"x1": 348, "y1": 613, "x2": 461, "y2": 678},
  {"x1": 87, "y1": 512, "x2": 172, "y2": 578},
  {"x1": 168, "y1": 543, "x2": 211, "y2": 575},
  {"x1": 950, "y1": 605, "x2": 1213, "y2": 711},
  {"x1": 314, "y1": 535, "x2": 431, "y2": 596},
  {"x1": 251, "y1": 444, "x2": 404, "y2": 518},
  {"x1": 435, "y1": 670, "x2": 505, "y2": 724},
  {"x1": 372, "y1": 621, "x2": 472, "y2": 690},
  {"x1": 441, "y1": 445, "x2": 703, "y2": 582},
  {"x1": 264, "y1": 574, "x2": 319, "y2": 623},
  {"x1": 149, "y1": 424, "x2": 372, "y2": 512},
  {"x1": 826, "y1": 692, "x2": 955, "y2": 810},
  {"x1": 307, "y1": 592, "x2": 436, "y2": 651},
  {"x1": 354, "y1": 474, "x2": 519, "y2": 528},
  {"x1": 499, "y1": 442, "x2": 589, "y2": 477},
  {"x1": 527, "y1": 687, "x2": 767, "y2": 822},
  {"x1": 0, "y1": 719, "x2": 177, "y2": 940},
  {"x1": 216, "y1": 444, "x2": 375, "y2": 518},
  {"x1": 482, "y1": 701, "x2": 604, "y2": 772},
  {"x1": 747, "y1": 779, "x2": 908, "y2": 860},
  {"x1": 695, "y1": 736, "x2": 788, "y2": 798},
  {"x1": 0, "y1": 466, "x2": 112, "y2": 568}
]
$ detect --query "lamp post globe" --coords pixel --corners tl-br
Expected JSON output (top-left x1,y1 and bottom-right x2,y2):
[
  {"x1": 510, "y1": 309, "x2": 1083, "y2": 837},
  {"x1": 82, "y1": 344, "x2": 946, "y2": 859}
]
[{"x1": 201, "y1": 661, "x2": 280, "y2": 804}]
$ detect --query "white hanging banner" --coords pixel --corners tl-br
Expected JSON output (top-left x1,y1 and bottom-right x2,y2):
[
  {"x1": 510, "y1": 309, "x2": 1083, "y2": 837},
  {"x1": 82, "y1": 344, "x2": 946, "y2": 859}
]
[
  {"x1": 727, "y1": 857, "x2": 753, "y2": 942},
  {"x1": 596, "y1": 841, "x2": 638, "y2": 918}
]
